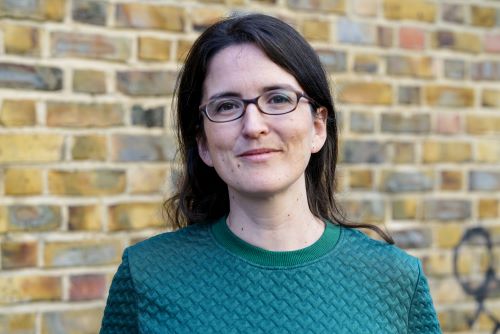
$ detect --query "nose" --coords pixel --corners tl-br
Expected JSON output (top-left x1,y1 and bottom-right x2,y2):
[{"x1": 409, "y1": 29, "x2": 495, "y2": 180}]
[{"x1": 240, "y1": 102, "x2": 269, "y2": 138}]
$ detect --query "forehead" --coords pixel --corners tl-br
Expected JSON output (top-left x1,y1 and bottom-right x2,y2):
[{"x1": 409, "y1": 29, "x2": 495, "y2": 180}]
[{"x1": 202, "y1": 43, "x2": 302, "y2": 100}]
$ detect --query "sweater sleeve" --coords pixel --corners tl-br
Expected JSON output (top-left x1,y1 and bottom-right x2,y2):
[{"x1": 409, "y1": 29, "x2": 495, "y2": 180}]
[
  {"x1": 408, "y1": 259, "x2": 442, "y2": 334},
  {"x1": 100, "y1": 248, "x2": 139, "y2": 334}
]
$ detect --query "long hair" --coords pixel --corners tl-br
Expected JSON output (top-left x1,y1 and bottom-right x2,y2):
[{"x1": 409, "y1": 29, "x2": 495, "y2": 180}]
[{"x1": 164, "y1": 14, "x2": 393, "y2": 244}]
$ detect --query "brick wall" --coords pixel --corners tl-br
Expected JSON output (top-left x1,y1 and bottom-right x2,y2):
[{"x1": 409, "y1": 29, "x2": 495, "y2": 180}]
[{"x1": 0, "y1": 0, "x2": 499, "y2": 333}]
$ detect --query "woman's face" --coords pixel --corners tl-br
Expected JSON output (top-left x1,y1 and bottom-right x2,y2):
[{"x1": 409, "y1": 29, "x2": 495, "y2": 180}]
[{"x1": 197, "y1": 43, "x2": 327, "y2": 198}]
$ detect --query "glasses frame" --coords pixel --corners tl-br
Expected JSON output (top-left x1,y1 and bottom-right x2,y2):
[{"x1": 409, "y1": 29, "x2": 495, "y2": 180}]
[{"x1": 199, "y1": 90, "x2": 318, "y2": 123}]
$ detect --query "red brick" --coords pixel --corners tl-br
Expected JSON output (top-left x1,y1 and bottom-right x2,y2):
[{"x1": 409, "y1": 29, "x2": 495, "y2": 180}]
[
  {"x1": 435, "y1": 113, "x2": 461, "y2": 134},
  {"x1": 69, "y1": 274, "x2": 107, "y2": 301},
  {"x1": 485, "y1": 34, "x2": 500, "y2": 54},
  {"x1": 399, "y1": 27, "x2": 425, "y2": 50}
]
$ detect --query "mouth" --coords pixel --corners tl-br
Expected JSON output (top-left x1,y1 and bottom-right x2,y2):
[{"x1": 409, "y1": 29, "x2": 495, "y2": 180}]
[{"x1": 237, "y1": 148, "x2": 281, "y2": 157}]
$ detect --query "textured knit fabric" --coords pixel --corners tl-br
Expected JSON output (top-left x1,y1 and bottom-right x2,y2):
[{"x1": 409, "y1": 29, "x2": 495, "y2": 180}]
[{"x1": 100, "y1": 218, "x2": 442, "y2": 333}]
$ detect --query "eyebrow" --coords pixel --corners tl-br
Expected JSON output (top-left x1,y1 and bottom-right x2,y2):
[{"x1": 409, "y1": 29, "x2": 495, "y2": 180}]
[{"x1": 207, "y1": 84, "x2": 298, "y2": 101}]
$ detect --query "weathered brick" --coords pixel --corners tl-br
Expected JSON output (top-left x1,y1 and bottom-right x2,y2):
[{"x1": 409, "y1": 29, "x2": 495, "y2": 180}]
[
  {"x1": 466, "y1": 115, "x2": 500, "y2": 135},
  {"x1": 48, "y1": 170, "x2": 125, "y2": 196},
  {"x1": 69, "y1": 274, "x2": 106, "y2": 300},
  {"x1": 337, "y1": 82, "x2": 392, "y2": 105},
  {"x1": 398, "y1": 86, "x2": 420, "y2": 105},
  {"x1": 482, "y1": 89, "x2": 500, "y2": 107},
  {"x1": 0, "y1": 313, "x2": 36, "y2": 334},
  {"x1": 469, "y1": 171, "x2": 500, "y2": 191},
  {"x1": 51, "y1": 32, "x2": 130, "y2": 62},
  {"x1": 191, "y1": 7, "x2": 226, "y2": 31},
  {"x1": 302, "y1": 19, "x2": 330, "y2": 42},
  {"x1": 392, "y1": 228, "x2": 430, "y2": 249},
  {"x1": 435, "y1": 224, "x2": 464, "y2": 248},
  {"x1": 71, "y1": 135, "x2": 107, "y2": 161},
  {"x1": 0, "y1": 99, "x2": 36, "y2": 126},
  {"x1": 4, "y1": 168, "x2": 43, "y2": 195},
  {"x1": 72, "y1": 0, "x2": 107, "y2": 26},
  {"x1": 0, "y1": 134, "x2": 63, "y2": 163},
  {"x1": 438, "y1": 309, "x2": 473, "y2": 332},
  {"x1": 471, "y1": 6, "x2": 496, "y2": 27},
  {"x1": 341, "y1": 199, "x2": 385, "y2": 223},
  {"x1": 0, "y1": 276, "x2": 61, "y2": 304},
  {"x1": 116, "y1": 70, "x2": 177, "y2": 96},
  {"x1": 350, "y1": 111, "x2": 374, "y2": 133},
  {"x1": 108, "y1": 202, "x2": 163, "y2": 231},
  {"x1": 440, "y1": 170, "x2": 463, "y2": 191},
  {"x1": 68, "y1": 205, "x2": 101, "y2": 231},
  {"x1": 432, "y1": 30, "x2": 481, "y2": 54},
  {"x1": 353, "y1": 54, "x2": 379, "y2": 73},
  {"x1": 128, "y1": 166, "x2": 168, "y2": 194},
  {"x1": 138, "y1": 37, "x2": 171, "y2": 61},
  {"x1": 377, "y1": 26, "x2": 393, "y2": 48},
  {"x1": 435, "y1": 113, "x2": 461, "y2": 135},
  {"x1": 477, "y1": 139, "x2": 500, "y2": 163},
  {"x1": 115, "y1": 4, "x2": 184, "y2": 31},
  {"x1": 287, "y1": 0, "x2": 345, "y2": 13},
  {"x1": 7, "y1": 205, "x2": 61, "y2": 231},
  {"x1": 386, "y1": 55, "x2": 434, "y2": 78},
  {"x1": 485, "y1": 34, "x2": 500, "y2": 53},
  {"x1": 399, "y1": 27, "x2": 425, "y2": 50},
  {"x1": 423, "y1": 199, "x2": 471, "y2": 221},
  {"x1": 341, "y1": 141, "x2": 387, "y2": 164},
  {"x1": 131, "y1": 105, "x2": 164, "y2": 128},
  {"x1": 316, "y1": 50, "x2": 347, "y2": 73},
  {"x1": 442, "y1": 3, "x2": 465, "y2": 24},
  {"x1": 44, "y1": 240, "x2": 122, "y2": 267},
  {"x1": 337, "y1": 18, "x2": 375, "y2": 45},
  {"x1": 479, "y1": 199, "x2": 499, "y2": 219},
  {"x1": 392, "y1": 198, "x2": 418, "y2": 220},
  {"x1": 352, "y1": 0, "x2": 377, "y2": 17},
  {"x1": 1, "y1": 241, "x2": 37, "y2": 269},
  {"x1": 0, "y1": 0, "x2": 65, "y2": 21},
  {"x1": 0, "y1": 207, "x2": 6, "y2": 233},
  {"x1": 0, "y1": 63, "x2": 62, "y2": 91},
  {"x1": 382, "y1": 170, "x2": 433, "y2": 192},
  {"x1": 424, "y1": 85, "x2": 474, "y2": 107},
  {"x1": 423, "y1": 251, "x2": 471, "y2": 277},
  {"x1": 3, "y1": 24, "x2": 40, "y2": 55},
  {"x1": 46, "y1": 102, "x2": 124, "y2": 127},
  {"x1": 423, "y1": 141, "x2": 472, "y2": 163},
  {"x1": 381, "y1": 113, "x2": 430, "y2": 134},
  {"x1": 111, "y1": 135, "x2": 176, "y2": 162},
  {"x1": 42, "y1": 308, "x2": 103, "y2": 334},
  {"x1": 348, "y1": 170, "x2": 373, "y2": 189},
  {"x1": 389, "y1": 142, "x2": 415, "y2": 164},
  {"x1": 471, "y1": 61, "x2": 500, "y2": 81},
  {"x1": 72, "y1": 69, "x2": 106, "y2": 94},
  {"x1": 443, "y1": 59, "x2": 466, "y2": 79},
  {"x1": 383, "y1": 0, "x2": 436, "y2": 22},
  {"x1": 176, "y1": 39, "x2": 193, "y2": 62}
]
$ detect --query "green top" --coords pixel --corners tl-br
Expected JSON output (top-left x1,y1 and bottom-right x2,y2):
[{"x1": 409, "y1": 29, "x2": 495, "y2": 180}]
[{"x1": 100, "y1": 217, "x2": 442, "y2": 334}]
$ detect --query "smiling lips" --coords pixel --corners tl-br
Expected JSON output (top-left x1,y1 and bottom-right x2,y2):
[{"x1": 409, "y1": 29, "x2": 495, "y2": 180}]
[{"x1": 237, "y1": 148, "x2": 281, "y2": 158}]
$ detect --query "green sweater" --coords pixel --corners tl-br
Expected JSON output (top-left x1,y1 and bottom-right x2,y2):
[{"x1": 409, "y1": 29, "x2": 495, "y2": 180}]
[{"x1": 100, "y1": 218, "x2": 441, "y2": 333}]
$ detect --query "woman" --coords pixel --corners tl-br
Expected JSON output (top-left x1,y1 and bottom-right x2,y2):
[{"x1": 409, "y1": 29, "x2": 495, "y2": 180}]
[{"x1": 100, "y1": 14, "x2": 441, "y2": 333}]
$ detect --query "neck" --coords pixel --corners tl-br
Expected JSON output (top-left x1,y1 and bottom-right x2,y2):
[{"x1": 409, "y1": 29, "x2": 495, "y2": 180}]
[{"x1": 226, "y1": 177, "x2": 325, "y2": 251}]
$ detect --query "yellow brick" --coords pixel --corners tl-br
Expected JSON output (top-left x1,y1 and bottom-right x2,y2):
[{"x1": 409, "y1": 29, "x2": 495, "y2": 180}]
[
  {"x1": 424, "y1": 85, "x2": 474, "y2": 107},
  {"x1": 117, "y1": 4, "x2": 184, "y2": 31},
  {"x1": 129, "y1": 166, "x2": 168, "y2": 194},
  {"x1": 471, "y1": 6, "x2": 496, "y2": 27},
  {"x1": 477, "y1": 139, "x2": 500, "y2": 163},
  {"x1": 48, "y1": 170, "x2": 125, "y2": 196},
  {"x1": 191, "y1": 7, "x2": 226, "y2": 30},
  {"x1": 482, "y1": 89, "x2": 500, "y2": 108},
  {"x1": 431, "y1": 31, "x2": 482, "y2": 54},
  {"x1": 4, "y1": 168, "x2": 43, "y2": 195},
  {"x1": 0, "y1": 207, "x2": 7, "y2": 233},
  {"x1": 0, "y1": 276, "x2": 61, "y2": 304},
  {"x1": 44, "y1": 240, "x2": 122, "y2": 267},
  {"x1": 383, "y1": 0, "x2": 436, "y2": 22},
  {"x1": 338, "y1": 82, "x2": 392, "y2": 105},
  {"x1": 0, "y1": 134, "x2": 63, "y2": 163},
  {"x1": 466, "y1": 115, "x2": 500, "y2": 135},
  {"x1": 1, "y1": 241, "x2": 38, "y2": 269},
  {"x1": 41, "y1": 309, "x2": 103, "y2": 334},
  {"x1": 349, "y1": 170, "x2": 373, "y2": 189},
  {"x1": 392, "y1": 199, "x2": 417, "y2": 220},
  {"x1": 435, "y1": 224, "x2": 463, "y2": 248},
  {"x1": 2, "y1": 24, "x2": 39, "y2": 55},
  {"x1": 108, "y1": 203, "x2": 164, "y2": 231},
  {"x1": 176, "y1": 39, "x2": 194, "y2": 62},
  {"x1": 0, "y1": 100, "x2": 36, "y2": 126},
  {"x1": 426, "y1": 251, "x2": 471, "y2": 277},
  {"x1": 302, "y1": 19, "x2": 330, "y2": 42},
  {"x1": 71, "y1": 135, "x2": 107, "y2": 160},
  {"x1": 68, "y1": 205, "x2": 101, "y2": 231},
  {"x1": 440, "y1": 170, "x2": 462, "y2": 191},
  {"x1": 0, "y1": 313, "x2": 36, "y2": 333},
  {"x1": 46, "y1": 102, "x2": 124, "y2": 128},
  {"x1": 479, "y1": 199, "x2": 498, "y2": 219},
  {"x1": 423, "y1": 141, "x2": 472, "y2": 163},
  {"x1": 139, "y1": 37, "x2": 171, "y2": 61},
  {"x1": 44, "y1": 0, "x2": 66, "y2": 21}
]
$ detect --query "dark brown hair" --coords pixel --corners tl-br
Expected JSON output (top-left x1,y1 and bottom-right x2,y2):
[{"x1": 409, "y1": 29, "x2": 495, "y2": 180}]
[{"x1": 164, "y1": 14, "x2": 393, "y2": 244}]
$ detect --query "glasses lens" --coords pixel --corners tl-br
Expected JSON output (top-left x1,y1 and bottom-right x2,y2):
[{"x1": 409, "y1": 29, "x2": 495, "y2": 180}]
[
  {"x1": 259, "y1": 89, "x2": 297, "y2": 114},
  {"x1": 207, "y1": 98, "x2": 244, "y2": 122}
]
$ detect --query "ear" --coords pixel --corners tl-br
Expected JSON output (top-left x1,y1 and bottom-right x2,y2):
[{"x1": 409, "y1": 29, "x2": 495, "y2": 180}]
[
  {"x1": 196, "y1": 136, "x2": 214, "y2": 167},
  {"x1": 311, "y1": 107, "x2": 327, "y2": 154}
]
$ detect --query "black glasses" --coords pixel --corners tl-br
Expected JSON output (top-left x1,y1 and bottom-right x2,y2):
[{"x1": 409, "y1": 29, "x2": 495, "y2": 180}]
[{"x1": 199, "y1": 89, "x2": 317, "y2": 123}]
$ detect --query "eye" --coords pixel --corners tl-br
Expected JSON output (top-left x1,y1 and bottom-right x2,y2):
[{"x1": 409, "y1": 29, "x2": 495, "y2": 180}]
[
  {"x1": 212, "y1": 99, "x2": 242, "y2": 113},
  {"x1": 265, "y1": 91, "x2": 294, "y2": 105}
]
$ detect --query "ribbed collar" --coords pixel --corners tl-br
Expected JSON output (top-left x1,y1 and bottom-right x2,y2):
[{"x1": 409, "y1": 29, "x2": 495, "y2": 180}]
[{"x1": 211, "y1": 216, "x2": 341, "y2": 267}]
